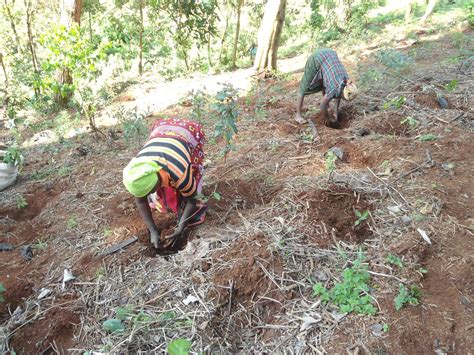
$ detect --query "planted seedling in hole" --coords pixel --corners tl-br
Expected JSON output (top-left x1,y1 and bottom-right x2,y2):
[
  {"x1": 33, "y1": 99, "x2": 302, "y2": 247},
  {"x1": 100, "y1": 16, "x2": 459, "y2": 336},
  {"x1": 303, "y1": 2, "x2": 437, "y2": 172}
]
[
  {"x1": 354, "y1": 210, "x2": 369, "y2": 226},
  {"x1": 325, "y1": 151, "x2": 337, "y2": 174},
  {"x1": 16, "y1": 195, "x2": 28, "y2": 209},
  {"x1": 445, "y1": 79, "x2": 458, "y2": 92},
  {"x1": 395, "y1": 284, "x2": 421, "y2": 310}
]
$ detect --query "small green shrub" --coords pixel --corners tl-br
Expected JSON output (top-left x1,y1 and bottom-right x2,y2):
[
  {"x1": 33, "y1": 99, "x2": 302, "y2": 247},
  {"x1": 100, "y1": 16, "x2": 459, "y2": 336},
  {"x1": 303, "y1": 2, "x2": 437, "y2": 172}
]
[
  {"x1": 395, "y1": 284, "x2": 421, "y2": 310},
  {"x1": 212, "y1": 83, "x2": 239, "y2": 159},
  {"x1": 325, "y1": 151, "x2": 337, "y2": 173},
  {"x1": 16, "y1": 195, "x2": 28, "y2": 209},
  {"x1": 354, "y1": 210, "x2": 369, "y2": 226},
  {"x1": 2, "y1": 145, "x2": 23, "y2": 166},
  {"x1": 383, "y1": 96, "x2": 406, "y2": 110},
  {"x1": 168, "y1": 338, "x2": 191, "y2": 355},
  {"x1": 312, "y1": 252, "x2": 377, "y2": 315}
]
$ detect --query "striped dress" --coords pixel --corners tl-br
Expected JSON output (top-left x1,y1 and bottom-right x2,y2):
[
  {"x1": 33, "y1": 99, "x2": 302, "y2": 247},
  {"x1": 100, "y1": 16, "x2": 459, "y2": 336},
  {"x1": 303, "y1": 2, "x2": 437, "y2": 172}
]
[{"x1": 137, "y1": 137, "x2": 197, "y2": 198}]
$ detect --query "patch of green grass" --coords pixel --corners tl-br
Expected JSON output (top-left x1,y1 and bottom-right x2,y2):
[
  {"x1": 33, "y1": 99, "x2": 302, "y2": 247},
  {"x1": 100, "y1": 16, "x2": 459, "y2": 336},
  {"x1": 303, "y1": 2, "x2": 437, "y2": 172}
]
[
  {"x1": 312, "y1": 252, "x2": 377, "y2": 316},
  {"x1": 395, "y1": 284, "x2": 421, "y2": 310},
  {"x1": 32, "y1": 239, "x2": 48, "y2": 251}
]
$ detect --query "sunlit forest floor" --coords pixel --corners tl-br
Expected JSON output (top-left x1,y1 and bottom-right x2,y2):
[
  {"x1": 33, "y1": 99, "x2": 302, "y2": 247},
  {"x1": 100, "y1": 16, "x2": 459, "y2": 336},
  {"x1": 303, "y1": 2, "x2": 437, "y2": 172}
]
[{"x1": 1, "y1": 10, "x2": 473, "y2": 355}]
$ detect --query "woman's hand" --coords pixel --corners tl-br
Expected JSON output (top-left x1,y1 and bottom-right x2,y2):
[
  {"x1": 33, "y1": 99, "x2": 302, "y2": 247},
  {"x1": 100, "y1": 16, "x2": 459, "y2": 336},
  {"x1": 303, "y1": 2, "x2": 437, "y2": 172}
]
[{"x1": 164, "y1": 224, "x2": 185, "y2": 241}]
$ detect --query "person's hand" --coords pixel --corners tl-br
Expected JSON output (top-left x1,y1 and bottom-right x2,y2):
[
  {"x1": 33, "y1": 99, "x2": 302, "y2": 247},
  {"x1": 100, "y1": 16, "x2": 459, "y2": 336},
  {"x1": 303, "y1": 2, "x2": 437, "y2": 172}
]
[
  {"x1": 150, "y1": 230, "x2": 160, "y2": 249},
  {"x1": 295, "y1": 113, "x2": 308, "y2": 124},
  {"x1": 164, "y1": 224, "x2": 185, "y2": 241}
]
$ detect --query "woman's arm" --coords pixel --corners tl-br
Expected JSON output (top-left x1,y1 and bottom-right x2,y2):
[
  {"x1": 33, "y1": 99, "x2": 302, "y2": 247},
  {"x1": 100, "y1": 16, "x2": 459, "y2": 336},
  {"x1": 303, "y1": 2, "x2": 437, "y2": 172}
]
[{"x1": 135, "y1": 196, "x2": 161, "y2": 248}]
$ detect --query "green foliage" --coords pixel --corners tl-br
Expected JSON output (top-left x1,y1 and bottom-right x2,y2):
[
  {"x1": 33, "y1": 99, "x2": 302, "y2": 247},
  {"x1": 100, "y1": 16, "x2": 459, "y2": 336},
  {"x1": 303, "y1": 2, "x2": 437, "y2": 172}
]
[
  {"x1": 325, "y1": 151, "x2": 337, "y2": 173},
  {"x1": 0, "y1": 283, "x2": 5, "y2": 302},
  {"x1": 354, "y1": 210, "x2": 369, "y2": 226},
  {"x1": 16, "y1": 195, "x2": 28, "y2": 209},
  {"x1": 167, "y1": 338, "x2": 192, "y2": 355},
  {"x1": 114, "y1": 107, "x2": 149, "y2": 145},
  {"x1": 2, "y1": 145, "x2": 23, "y2": 166},
  {"x1": 312, "y1": 252, "x2": 377, "y2": 315},
  {"x1": 67, "y1": 217, "x2": 78, "y2": 229},
  {"x1": 212, "y1": 84, "x2": 239, "y2": 158},
  {"x1": 418, "y1": 134, "x2": 438, "y2": 141},
  {"x1": 395, "y1": 284, "x2": 421, "y2": 310},
  {"x1": 466, "y1": 0, "x2": 474, "y2": 26},
  {"x1": 189, "y1": 89, "x2": 210, "y2": 123},
  {"x1": 386, "y1": 253, "x2": 404, "y2": 268},
  {"x1": 102, "y1": 318, "x2": 125, "y2": 333},
  {"x1": 445, "y1": 79, "x2": 458, "y2": 92},
  {"x1": 32, "y1": 239, "x2": 48, "y2": 251},
  {"x1": 376, "y1": 49, "x2": 412, "y2": 72},
  {"x1": 400, "y1": 116, "x2": 418, "y2": 127},
  {"x1": 383, "y1": 96, "x2": 406, "y2": 110},
  {"x1": 383, "y1": 323, "x2": 390, "y2": 332}
]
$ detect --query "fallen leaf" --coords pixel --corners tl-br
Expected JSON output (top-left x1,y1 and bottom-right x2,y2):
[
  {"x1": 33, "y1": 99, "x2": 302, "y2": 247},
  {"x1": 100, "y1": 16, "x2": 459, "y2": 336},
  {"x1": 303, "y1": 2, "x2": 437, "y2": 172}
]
[{"x1": 417, "y1": 228, "x2": 432, "y2": 245}]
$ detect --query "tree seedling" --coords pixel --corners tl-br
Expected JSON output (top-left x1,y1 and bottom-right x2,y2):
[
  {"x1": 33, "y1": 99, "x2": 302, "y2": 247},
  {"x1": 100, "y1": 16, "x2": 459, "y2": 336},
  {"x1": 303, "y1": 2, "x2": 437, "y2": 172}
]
[
  {"x1": 400, "y1": 116, "x2": 418, "y2": 127},
  {"x1": 383, "y1": 96, "x2": 406, "y2": 110},
  {"x1": 354, "y1": 210, "x2": 369, "y2": 226},
  {"x1": 16, "y1": 195, "x2": 28, "y2": 209},
  {"x1": 395, "y1": 284, "x2": 421, "y2": 310},
  {"x1": 386, "y1": 253, "x2": 404, "y2": 268},
  {"x1": 168, "y1": 338, "x2": 192, "y2": 355}
]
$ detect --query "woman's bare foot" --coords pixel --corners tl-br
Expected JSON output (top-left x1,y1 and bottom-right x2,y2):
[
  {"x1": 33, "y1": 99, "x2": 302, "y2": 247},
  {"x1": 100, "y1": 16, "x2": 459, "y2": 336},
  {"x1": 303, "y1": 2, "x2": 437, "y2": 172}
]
[{"x1": 295, "y1": 113, "x2": 308, "y2": 124}]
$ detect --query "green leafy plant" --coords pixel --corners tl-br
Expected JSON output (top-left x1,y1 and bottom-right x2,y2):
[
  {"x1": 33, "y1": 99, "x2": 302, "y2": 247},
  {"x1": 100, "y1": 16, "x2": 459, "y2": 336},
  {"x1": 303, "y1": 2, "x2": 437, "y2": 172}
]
[
  {"x1": 325, "y1": 151, "x2": 337, "y2": 174},
  {"x1": 67, "y1": 217, "x2": 78, "y2": 229},
  {"x1": 400, "y1": 116, "x2": 418, "y2": 127},
  {"x1": 445, "y1": 79, "x2": 458, "y2": 92},
  {"x1": 32, "y1": 239, "x2": 48, "y2": 251},
  {"x1": 189, "y1": 89, "x2": 210, "y2": 123},
  {"x1": 386, "y1": 253, "x2": 404, "y2": 268},
  {"x1": 383, "y1": 323, "x2": 390, "y2": 332},
  {"x1": 383, "y1": 96, "x2": 406, "y2": 110},
  {"x1": 418, "y1": 134, "x2": 438, "y2": 141},
  {"x1": 102, "y1": 318, "x2": 125, "y2": 333},
  {"x1": 312, "y1": 252, "x2": 377, "y2": 315},
  {"x1": 2, "y1": 145, "x2": 23, "y2": 166},
  {"x1": 212, "y1": 83, "x2": 239, "y2": 159},
  {"x1": 0, "y1": 283, "x2": 5, "y2": 302},
  {"x1": 395, "y1": 284, "x2": 421, "y2": 310},
  {"x1": 115, "y1": 107, "x2": 149, "y2": 146},
  {"x1": 196, "y1": 191, "x2": 221, "y2": 203},
  {"x1": 354, "y1": 210, "x2": 369, "y2": 226},
  {"x1": 167, "y1": 338, "x2": 192, "y2": 355},
  {"x1": 16, "y1": 195, "x2": 28, "y2": 209}
]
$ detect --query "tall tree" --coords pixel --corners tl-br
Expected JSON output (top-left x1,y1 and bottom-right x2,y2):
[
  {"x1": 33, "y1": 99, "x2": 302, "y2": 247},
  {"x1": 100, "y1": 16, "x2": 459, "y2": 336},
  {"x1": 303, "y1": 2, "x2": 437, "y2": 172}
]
[
  {"x1": 2, "y1": 0, "x2": 21, "y2": 52},
  {"x1": 231, "y1": 0, "x2": 244, "y2": 69},
  {"x1": 24, "y1": 0, "x2": 40, "y2": 97},
  {"x1": 253, "y1": 0, "x2": 286, "y2": 73},
  {"x1": 55, "y1": 0, "x2": 83, "y2": 107}
]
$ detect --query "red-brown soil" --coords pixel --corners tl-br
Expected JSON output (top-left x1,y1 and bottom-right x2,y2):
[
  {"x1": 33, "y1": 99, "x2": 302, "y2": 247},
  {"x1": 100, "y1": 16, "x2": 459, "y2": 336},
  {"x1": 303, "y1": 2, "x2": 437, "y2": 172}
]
[{"x1": 301, "y1": 186, "x2": 373, "y2": 247}]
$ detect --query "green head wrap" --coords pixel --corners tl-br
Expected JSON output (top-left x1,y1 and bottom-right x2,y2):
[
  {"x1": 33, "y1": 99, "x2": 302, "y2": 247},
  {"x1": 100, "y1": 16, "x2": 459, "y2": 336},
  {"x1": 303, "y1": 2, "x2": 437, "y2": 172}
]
[{"x1": 123, "y1": 158, "x2": 160, "y2": 198}]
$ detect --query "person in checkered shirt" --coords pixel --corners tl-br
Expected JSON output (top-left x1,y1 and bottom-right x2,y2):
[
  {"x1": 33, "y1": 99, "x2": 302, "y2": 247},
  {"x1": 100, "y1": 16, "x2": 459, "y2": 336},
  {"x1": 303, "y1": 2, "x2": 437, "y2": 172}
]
[{"x1": 295, "y1": 48, "x2": 358, "y2": 138}]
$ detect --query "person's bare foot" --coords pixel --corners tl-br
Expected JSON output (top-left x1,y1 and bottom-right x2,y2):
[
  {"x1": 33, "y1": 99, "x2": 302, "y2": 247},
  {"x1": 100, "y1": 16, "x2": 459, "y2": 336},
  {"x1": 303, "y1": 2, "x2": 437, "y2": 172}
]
[{"x1": 295, "y1": 113, "x2": 308, "y2": 124}]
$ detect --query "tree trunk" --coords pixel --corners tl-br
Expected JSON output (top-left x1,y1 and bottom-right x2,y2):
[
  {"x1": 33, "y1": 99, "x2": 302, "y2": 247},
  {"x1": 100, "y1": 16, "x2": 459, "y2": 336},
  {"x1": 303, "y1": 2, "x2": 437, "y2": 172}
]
[
  {"x1": 420, "y1": 0, "x2": 436, "y2": 24},
  {"x1": 231, "y1": 0, "x2": 244, "y2": 70},
  {"x1": 219, "y1": 14, "x2": 229, "y2": 64},
  {"x1": 55, "y1": 0, "x2": 83, "y2": 107},
  {"x1": 0, "y1": 52, "x2": 8, "y2": 85},
  {"x1": 138, "y1": 0, "x2": 144, "y2": 75},
  {"x1": 253, "y1": 0, "x2": 286, "y2": 73},
  {"x1": 24, "y1": 0, "x2": 40, "y2": 97},
  {"x1": 405, "y1": 0, "x2": 412, "y2": 23},
  {"x1": 3, "y1": 0, "x2": 21, "y2": 51}
]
